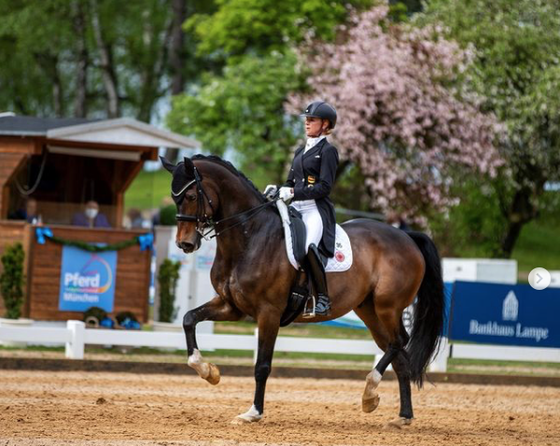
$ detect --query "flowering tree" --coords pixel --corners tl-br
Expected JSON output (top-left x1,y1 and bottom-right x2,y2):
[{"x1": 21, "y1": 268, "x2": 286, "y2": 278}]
[
  {"x1": 289, "y1": 5, "x2": 502, "y2": 224},
  {"x1": 420, "y1": 0, "x2": 560, "y2": 257}
]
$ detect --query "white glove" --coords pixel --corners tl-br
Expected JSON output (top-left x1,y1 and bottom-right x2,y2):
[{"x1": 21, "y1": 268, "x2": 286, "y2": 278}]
[
  {"x1": 263, "y1": 184, "x2": 277, "y2": 199},
  {"x1": 279, "y1": 187, "x2": 294, "y2": 202}
]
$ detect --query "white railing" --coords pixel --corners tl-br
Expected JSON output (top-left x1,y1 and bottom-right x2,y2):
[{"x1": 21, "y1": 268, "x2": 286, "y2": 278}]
[{"x1": 2, "y1": 321, "x2": 559, "y2": 372}]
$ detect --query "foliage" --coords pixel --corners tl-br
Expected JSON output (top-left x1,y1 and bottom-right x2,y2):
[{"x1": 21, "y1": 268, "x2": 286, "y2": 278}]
[
  {"x1": 187, "y1": 0, "x2": 373, "y2": 57},
  {"x1": 168, "y1": 51, "x2": 304, "y2": 183},
  {"x1": 0, "y1": 243, "x2": 25, "y2": 319},
  {"x1": 430, "y1": 177, "x2": 506, "y2": 257},
  {"x1": 0, "y1": 0, "x2": 215, "y2": 120},
  {"x1": 157, "y1": 259, "x2": 181, "y2": 323},
  {"x1": 289, "y1": 5, "x2": 502, "y2": 225},
  {"x1": 419, "y1": 0, "x2": 560, "y2": 255},
  {"x1": 169, "y1": 0, "x2": 374, "y2": 186},
  {"x1": 159, "y1": 204, "x2": 177, "y2": 226}
]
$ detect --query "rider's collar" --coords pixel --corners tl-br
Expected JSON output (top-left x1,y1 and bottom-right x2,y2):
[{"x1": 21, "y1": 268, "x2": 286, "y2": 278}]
[{"x1": 304, "y1": 135, "x2": 326, "y2": 153}]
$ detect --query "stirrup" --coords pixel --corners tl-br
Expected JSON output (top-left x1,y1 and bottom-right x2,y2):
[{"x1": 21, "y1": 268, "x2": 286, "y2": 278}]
[{"x1": 302, "y1": 295, "x2": 317, "y2": 319}]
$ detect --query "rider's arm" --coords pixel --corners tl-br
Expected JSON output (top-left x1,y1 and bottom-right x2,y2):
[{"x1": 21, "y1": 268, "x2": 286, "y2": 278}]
[{"x1": 293, "y1": 145, "x2": 338, "y2": 201}]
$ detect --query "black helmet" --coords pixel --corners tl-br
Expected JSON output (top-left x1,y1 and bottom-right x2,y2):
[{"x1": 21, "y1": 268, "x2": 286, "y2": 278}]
[{"x1": 300, "y1": 101, "x2": 337, "y2": 129}]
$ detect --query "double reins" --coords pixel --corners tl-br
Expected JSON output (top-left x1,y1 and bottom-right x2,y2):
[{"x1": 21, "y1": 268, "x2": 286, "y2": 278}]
[{"x1": 173, "y1": 166, "x2": 275, "y2": 239}]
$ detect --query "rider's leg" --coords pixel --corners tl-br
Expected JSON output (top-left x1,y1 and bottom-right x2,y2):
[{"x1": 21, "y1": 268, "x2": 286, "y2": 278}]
[{"x1": 306, "y1": 243, "x2": 331, "y2": 316}]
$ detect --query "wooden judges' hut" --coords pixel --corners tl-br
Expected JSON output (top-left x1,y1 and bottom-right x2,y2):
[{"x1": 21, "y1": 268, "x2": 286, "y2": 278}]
[{"x1": 0, "y1": 114, "x2": 198, "y2": 322}]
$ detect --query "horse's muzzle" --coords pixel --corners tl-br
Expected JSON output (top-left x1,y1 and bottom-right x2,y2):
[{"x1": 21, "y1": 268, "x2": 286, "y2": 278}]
[{"x1": 177, "y1": 240, "x2": 196, "y2": 253}]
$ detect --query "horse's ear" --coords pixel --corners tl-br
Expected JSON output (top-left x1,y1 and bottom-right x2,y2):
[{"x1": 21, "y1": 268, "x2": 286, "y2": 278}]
[
  {"x1": 160, "y1": 156, "x2": 175, "y2": 174},
  {"x1": 183, "y1": 157, "x2": 195, "y2": 177}
]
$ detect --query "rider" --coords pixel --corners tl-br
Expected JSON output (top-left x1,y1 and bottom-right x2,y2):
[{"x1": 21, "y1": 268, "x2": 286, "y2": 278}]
[{"x1": 275, "y1": 101, "x2": 339, "y2": 317}]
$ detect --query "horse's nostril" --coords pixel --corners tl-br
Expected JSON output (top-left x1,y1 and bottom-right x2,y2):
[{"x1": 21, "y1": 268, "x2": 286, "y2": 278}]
[{"x1": 179, "y1": 241, "x2": 195, "y2": 252}]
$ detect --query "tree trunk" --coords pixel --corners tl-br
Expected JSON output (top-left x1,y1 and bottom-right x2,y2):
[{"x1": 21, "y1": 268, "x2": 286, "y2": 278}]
[
  {"x1": 35, "y1": 54, "x2": 63, "y2": 116},
  {"x1": 499, "y1": 183, "x2": 545, "y2": 258},
  {"x1": 170, "y1": 0, "x2": 187, "y2": 95},
  {"x1": 73, "y1": 0, "x2": 88, "y2": 118},
  {"x1": 90, "y1": 0, "x2": 120, "y2": 118},
  {"x1": 136, "y1": 9, "x2": 173, "y2": 122}
]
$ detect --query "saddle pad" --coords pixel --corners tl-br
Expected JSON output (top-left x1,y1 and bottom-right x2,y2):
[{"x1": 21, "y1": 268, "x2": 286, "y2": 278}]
[{"x1": 276, "y1": 201, "x2": 353, "y2": 273}]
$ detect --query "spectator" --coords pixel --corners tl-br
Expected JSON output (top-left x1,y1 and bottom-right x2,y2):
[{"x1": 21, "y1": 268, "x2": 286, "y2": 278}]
[
  {"x1": 72, "y1": 200, "x2": 111, "y2": 228},
  {"x1": 9, "y1": 198, "x2": 41, "y2": 224}
]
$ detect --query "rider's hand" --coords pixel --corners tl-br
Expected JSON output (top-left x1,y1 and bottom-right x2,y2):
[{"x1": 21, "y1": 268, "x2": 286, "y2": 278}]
[
  {"x1": 279, "y1": 187, "x2": 294, "y2": 202},
  {"x1": 263, "y1": 184, "x2": 278, "y2": 200}
]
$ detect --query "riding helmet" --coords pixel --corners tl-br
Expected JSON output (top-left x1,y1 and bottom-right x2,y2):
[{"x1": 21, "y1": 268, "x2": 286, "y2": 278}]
[{"x1": 300, "y1": 101, "x2": 337, "y2": 129}]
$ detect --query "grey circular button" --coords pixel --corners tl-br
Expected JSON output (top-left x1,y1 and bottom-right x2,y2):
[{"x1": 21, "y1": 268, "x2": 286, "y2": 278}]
[{"x1": 529, "y1": 267, "x2": 551, "y2": 290}]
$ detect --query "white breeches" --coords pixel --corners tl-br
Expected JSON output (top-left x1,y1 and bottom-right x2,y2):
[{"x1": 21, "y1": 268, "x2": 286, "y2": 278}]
[{"x1": 291, "y1": 199, "x2": 323, "y2": 253}]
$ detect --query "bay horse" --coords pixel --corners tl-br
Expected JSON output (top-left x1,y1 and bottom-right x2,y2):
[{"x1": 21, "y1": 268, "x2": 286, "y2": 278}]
[{"x1": 161, "y1": 155, "x2": 444, "y2": 427}]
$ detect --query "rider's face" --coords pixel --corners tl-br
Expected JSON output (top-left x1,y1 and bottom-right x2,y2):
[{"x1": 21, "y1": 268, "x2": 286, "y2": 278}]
[{"x1": 305, "y1": 117, "x2": 328, "y2": 137}]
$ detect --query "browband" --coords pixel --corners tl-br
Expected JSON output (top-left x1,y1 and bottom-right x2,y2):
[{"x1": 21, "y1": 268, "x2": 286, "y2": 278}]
[{"x1": 172, "y1": 179, "x2": 196, "y2": 197}]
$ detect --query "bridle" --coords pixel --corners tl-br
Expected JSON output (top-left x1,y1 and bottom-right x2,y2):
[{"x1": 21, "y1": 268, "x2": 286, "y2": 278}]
[{"x1": 173, "y1": 165, "x2": 275, "y2": 240}]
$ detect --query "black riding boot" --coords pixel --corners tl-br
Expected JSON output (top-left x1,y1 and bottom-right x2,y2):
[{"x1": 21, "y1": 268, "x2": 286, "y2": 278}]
[{"x1": 305, "y1": 244, "x2": 331, "y2": 317}]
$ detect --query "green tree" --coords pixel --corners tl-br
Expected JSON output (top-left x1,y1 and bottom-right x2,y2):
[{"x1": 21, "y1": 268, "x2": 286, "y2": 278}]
[
  {"x1": 0, "y1": 243, "x2": 25, "y2": 319},
  {"x1": 168, "y1": 0, "x2": 373, "y2": 187},
  {"x1": 419, "y1": 0, "x2": 560, "y2": 256},
  {"x1": 0, "y1": 0, "x2": 215, "y2": 121},
  {"x1": 168, "y1": 51, "x2": 305, "y2": 184},
  {"x1": 157, "y1": 259, "x2": 181, "y2": 323}
]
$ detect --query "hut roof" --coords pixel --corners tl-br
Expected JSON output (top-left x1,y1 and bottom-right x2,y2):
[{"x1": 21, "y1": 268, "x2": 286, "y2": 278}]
[
  {"x1": 0, "y1": 114, "x2": 199, "y2": 149},
  {"x1": 0, "y1": 114, "x2": 97, "y2": 136}
]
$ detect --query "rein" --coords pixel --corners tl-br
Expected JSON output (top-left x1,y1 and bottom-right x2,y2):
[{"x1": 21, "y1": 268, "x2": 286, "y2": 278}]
[{"x1": 174, "y1": 166, "x2": 275, "y2": 239}]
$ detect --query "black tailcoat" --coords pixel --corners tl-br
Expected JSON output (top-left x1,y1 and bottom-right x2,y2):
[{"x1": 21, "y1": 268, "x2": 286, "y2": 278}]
[{"x1": 284, "y1": 138, "x2": 339, "y2": 257}]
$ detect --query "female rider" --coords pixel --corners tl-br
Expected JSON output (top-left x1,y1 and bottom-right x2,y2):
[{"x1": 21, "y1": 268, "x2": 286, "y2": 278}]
[{"x1": 274, "y1": 101, "x2": 339, "y2": 317}]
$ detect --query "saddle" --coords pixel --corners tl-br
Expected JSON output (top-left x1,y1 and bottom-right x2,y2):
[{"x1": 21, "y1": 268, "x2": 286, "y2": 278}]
[{"x1": 276, "y1": 201, "x2": 353, "y2": 326}]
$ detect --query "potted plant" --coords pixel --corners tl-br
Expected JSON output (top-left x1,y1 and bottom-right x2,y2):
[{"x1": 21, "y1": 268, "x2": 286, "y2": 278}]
[
  {"x1": 152, "y1": 258, "x2": 181, "y2": 332},
  {"x1": 0, "y1": 242, "x2": 32, "y2": 345}
]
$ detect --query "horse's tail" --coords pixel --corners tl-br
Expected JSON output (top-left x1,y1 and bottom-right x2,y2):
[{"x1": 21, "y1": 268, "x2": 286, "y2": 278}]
[{"x1": 404, "y1": 231, "x2": 445, "y2": 388}]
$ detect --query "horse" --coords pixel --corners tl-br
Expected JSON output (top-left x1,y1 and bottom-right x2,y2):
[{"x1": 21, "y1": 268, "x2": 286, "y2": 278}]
[{"x1": 161, "y1": 154, "x2": 445, "y2": 427}]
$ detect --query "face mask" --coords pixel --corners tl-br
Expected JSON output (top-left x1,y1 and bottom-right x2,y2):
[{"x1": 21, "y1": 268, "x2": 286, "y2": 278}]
[{"x1": 85, "y1": 208, "x2": 98, "y2": 219}]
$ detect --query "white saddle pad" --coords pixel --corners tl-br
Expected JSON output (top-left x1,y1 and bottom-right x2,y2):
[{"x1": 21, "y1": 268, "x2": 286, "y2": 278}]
[{"x1": 276, "y1": 201, "x2": 353, "y2": 273}]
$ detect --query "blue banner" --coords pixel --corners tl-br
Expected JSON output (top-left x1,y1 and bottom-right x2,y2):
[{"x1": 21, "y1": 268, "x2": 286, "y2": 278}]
[
  {"x1": 59, "y1": 246, "x2": 117, "y2": 312},
  {"x1": 450, "y1": 281, "x2": 560, "y2": 347}
]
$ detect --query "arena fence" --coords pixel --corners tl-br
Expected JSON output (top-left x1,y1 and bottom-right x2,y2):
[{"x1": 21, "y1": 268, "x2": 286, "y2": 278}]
[{"x1": 1, "y1": 321, "x2": 559, "y2": 372}]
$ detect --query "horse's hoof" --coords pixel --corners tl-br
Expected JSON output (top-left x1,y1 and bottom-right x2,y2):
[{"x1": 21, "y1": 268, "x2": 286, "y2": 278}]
[
  {"x1": 362, "y1": 394, "x2": 380, "y2": 413},
  {"x1": 385, "y1": 417, "x2": 413, "y2": 429},
  {"x1": 232, "y1": 405, "x2": 262, "y2": 424},
  {"x1": 205, "y1": 363, "x2": 220, "y2": 385}
]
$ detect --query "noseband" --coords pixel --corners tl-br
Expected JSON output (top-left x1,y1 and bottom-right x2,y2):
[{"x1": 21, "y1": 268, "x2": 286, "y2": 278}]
[{"x1": 173, "y1": 165, "x2": 275, "y2": 239}]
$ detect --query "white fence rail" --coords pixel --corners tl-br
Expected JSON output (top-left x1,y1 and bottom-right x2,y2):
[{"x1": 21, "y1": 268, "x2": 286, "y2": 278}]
[{"x1": 2, "y1": 321, "x2": 559, "y2": 373}]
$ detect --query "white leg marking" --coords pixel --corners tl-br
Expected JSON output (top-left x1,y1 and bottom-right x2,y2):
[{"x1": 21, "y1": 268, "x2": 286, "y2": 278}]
[
  {"x1": 187, "y1": 348, "x2": 210, "y2": 379},
  {"x1": 233, "y1": 404, "x2": 262, "y2": 424},
  {"x1": 362, "y1": 369, "x2": 383, "y2": 413}
]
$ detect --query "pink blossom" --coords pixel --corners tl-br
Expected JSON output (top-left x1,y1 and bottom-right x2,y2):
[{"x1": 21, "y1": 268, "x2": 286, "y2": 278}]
[{"x1": 288, "y1": 6, "x2": 503, "y2": 224}]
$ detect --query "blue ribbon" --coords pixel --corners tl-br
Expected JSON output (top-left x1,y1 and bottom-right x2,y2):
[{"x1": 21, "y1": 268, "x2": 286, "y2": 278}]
[
  {"x1": 137, "y1": 233, "x2": 154, "y2": 251},
  {"x1": 35, "y1": 227, "x2": 53, "y2": 244}
]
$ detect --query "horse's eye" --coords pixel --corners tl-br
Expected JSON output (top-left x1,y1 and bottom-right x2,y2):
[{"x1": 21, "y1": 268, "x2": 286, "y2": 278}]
[{"x1": 187, "y1": 194, "x2": 197, "y2": 202}]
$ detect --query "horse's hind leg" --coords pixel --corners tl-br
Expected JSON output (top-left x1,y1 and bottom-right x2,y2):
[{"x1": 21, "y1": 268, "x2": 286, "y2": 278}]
[
  {"x1": 183, "y1": 296, "x2": 242, "y2": 385},
  {"x1": 355, "y1": 298, "x2": 413, "y2": 427}
]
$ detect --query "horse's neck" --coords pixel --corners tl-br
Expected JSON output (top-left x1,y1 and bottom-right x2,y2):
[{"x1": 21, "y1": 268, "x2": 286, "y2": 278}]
[{"x1": 214, "y1": 185, "x2": 279, "y2": 263}]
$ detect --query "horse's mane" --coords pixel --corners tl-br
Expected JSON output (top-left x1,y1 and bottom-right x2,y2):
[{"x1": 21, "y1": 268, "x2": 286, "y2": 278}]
[{"x1": 192, "y1": 154, "x2": 265, "y2": 203}]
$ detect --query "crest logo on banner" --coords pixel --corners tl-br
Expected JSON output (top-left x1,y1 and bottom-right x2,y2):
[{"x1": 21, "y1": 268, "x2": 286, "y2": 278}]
[
  {"x1": 59, "y1": 246, "x2": 117, "y2": 312},
  {"x1": 502, "y1": 291, "x2": 519, "y2": 321}
]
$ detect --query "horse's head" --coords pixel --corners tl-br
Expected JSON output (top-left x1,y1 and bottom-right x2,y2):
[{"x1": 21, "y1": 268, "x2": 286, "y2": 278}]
[{"x1": 161, "y1": 156, "x2": 217, "y2": 253}]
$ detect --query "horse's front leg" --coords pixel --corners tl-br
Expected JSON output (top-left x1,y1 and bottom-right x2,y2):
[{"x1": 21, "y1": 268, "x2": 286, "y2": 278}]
[
  {"x1": 184, "y1": 296, "x2": 242, "y2": 385},
  {"x1": 234, "y1": 309, "x2": 281, "y2": 424}
]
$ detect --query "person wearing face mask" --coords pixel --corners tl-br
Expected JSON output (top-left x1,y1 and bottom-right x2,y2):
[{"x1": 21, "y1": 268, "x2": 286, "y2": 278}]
[
  {"x1": 264, "y1": 101, "x2": 339, "y2": 317},
  {"x1": 72, "y1": 200, "x2": 111, "y2": 228}
]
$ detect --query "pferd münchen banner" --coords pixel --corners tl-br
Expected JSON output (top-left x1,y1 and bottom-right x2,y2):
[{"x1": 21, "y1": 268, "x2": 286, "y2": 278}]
[
  {"x1": 450, "y1": 281, "x2": 560, "y2": 348},
  {"x1": 59, "y1": 246, "x2": 117, "y2": 312}
]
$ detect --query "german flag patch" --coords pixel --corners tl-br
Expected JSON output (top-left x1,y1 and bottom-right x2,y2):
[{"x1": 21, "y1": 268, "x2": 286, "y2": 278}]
[{"x1": 307, "y1": 175, "x2": 316, "y2": 184}]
